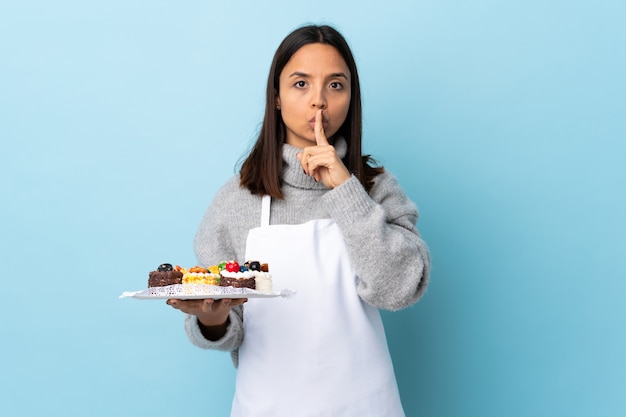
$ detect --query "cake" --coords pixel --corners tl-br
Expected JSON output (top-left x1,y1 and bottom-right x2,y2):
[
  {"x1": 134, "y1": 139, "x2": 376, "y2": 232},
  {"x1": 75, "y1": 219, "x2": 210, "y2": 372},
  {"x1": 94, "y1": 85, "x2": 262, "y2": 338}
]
[
  {"x1": 218, "y1": 260, "x2": 272, "y2": 293},
  {"x1": 148, "y1": 260, "x2": 273, "y2": 293},
  {"x1": 148, "y1": 263, "x2": 183, "y2": 287},
  {"x1": 181, "y1": 265, "x2": 220, "y2": 285},
  {"x1": 247, "y1": 261, "x2": 272, "y2": 293},
  {"x1": 219, "y1": 260, "x2": 256, "y2": 289}
]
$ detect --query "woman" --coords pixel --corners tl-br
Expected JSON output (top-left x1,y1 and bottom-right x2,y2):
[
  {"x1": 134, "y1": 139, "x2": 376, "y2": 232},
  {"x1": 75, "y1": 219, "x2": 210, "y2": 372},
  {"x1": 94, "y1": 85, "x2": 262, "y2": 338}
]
[{"x1": 167, "y1": 24, "x2": 430, "y2": 416}]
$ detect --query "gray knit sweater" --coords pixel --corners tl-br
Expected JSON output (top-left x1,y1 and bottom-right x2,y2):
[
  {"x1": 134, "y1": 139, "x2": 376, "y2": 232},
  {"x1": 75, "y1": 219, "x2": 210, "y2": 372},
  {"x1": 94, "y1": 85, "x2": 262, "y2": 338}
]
[{"x1": 184, "y1": 139, "x2": 430, "y2": 365}]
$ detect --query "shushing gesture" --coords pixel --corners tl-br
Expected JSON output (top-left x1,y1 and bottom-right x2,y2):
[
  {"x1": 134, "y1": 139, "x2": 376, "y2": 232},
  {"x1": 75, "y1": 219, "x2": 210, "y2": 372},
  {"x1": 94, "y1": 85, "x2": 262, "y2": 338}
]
[{"x1": 296, "y1": 109, "x2": 351, "y2": 189}]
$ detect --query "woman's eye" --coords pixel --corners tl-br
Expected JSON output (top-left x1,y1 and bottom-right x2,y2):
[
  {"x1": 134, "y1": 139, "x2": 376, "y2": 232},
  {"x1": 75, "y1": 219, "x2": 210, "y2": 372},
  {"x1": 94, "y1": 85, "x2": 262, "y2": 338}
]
[
  {"x1": 294, "y1": 81, "x2": 307, "y2": 88},
  {"x1": 330, "y1": 82, "x2": 343, "y2": 89}
]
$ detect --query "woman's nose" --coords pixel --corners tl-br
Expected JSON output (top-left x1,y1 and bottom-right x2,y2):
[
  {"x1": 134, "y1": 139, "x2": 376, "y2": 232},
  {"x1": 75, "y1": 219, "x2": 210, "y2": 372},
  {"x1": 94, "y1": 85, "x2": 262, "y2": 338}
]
[{"x1": 311, "y1": 89, "x2": 327, "y2": 108}]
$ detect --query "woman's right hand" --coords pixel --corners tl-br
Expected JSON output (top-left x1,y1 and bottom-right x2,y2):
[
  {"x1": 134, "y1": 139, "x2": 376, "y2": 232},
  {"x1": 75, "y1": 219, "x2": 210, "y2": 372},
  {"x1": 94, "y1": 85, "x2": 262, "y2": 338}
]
[{"x1": 166, "y1": 298, "x2": 247, "y2": 327}]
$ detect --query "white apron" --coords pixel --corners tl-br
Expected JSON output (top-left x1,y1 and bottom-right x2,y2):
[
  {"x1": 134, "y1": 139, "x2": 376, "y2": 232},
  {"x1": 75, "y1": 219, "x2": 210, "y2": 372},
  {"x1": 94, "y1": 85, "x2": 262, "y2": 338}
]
[{"x1": 231, "y1": 195, "x2": 405, "y2": 417}]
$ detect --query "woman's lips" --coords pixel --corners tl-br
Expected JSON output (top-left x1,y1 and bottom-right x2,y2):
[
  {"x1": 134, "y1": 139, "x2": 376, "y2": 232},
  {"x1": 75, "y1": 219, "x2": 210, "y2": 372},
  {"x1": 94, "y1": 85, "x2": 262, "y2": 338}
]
[{"x1": 309, "y1": 117, "x2": 329, "y2": 130}]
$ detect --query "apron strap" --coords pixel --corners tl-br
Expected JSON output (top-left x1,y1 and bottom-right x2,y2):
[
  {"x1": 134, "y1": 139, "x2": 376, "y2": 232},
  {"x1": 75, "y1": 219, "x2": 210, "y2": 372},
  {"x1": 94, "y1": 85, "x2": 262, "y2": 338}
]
[{"x1": 261, "y1": 195, "x2": 271, "y2": 227}]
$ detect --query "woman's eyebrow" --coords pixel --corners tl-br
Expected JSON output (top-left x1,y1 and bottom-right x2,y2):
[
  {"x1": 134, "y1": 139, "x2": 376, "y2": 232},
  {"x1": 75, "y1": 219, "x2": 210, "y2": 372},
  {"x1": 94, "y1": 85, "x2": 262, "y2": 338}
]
[
  {"x1": 288, "y1": 71, "x2": 349, "y2": 79},
  {"x1": 288, "y1": 71, "x2": 310, "y2": 78}
]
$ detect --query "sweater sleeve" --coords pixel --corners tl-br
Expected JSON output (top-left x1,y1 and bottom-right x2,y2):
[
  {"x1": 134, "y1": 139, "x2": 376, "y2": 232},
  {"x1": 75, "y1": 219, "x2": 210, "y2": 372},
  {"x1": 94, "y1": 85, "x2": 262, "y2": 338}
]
[
  {"x1": 322, "y1": 174, "x2": 430, "y2": 311},
  {"x1": 186, "y1": 177, "x2": 248, "y2": 367},
  {"x1": 184, "y1": 305, "x2": 244, "y2": 366}
]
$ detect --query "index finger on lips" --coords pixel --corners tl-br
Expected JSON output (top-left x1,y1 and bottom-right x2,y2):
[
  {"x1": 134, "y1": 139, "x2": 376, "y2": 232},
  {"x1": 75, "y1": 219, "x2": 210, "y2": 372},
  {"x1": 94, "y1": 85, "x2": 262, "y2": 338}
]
[{"x1": 315, "y1": 109, "x2": 329, "y2": 146}]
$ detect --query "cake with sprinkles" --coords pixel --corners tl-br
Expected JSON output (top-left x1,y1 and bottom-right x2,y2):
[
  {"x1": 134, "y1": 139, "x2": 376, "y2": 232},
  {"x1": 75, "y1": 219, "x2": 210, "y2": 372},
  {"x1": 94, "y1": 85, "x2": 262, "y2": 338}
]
[
  {"x1": 218, "y1": 260, "x2": 272, "y2": 293},
  {"x1": 147, "y1": 260, "x2": 272, "y2": 293}
]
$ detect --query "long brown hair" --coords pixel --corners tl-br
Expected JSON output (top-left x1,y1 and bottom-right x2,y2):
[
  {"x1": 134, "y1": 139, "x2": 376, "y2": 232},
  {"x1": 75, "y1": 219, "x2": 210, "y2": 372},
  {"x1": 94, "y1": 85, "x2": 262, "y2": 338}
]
[{"x1": 239, "y1": 24, "x2": 383, "y2": 199}]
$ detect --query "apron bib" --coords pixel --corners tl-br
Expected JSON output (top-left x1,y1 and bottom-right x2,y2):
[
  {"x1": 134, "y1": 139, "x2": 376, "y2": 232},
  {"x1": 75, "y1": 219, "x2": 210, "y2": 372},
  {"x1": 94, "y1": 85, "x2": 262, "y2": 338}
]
[{"x1": 231, "y1": 195, "x2": 405, "y2": 417}]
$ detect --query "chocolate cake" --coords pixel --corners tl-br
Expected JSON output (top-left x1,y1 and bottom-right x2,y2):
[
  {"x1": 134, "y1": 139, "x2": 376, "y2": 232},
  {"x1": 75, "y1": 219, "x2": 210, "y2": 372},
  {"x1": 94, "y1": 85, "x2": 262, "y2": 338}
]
[
  {"x1": 220, "y1": 276, "x2": 256, "y2": 289},
  {"x1": 148, "y1": 263, "x2": 183, "y2": 287},
  {"x1": 217, "y1": 260, "x2": 260, "y2": 290}
]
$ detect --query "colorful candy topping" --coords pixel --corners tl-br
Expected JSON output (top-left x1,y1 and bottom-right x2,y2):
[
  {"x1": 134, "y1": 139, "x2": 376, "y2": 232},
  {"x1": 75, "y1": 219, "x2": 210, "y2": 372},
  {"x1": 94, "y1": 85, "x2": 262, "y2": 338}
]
[
  {"x1": 157, "y1": 263, "x2": 173, "y2": 272},
  {"x1": 225, "y1": 261, "x2": 240, "y2": 272},
  {"x1": 247, "y1": 261, "x2": 261, "y2": 271}
]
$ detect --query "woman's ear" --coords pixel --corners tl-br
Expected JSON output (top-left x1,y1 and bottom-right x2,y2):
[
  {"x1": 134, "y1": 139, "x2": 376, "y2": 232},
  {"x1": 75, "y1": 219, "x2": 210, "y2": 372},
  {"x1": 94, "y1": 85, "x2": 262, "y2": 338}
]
[{"x1": 275, "y1": 91, "x2": 281, "y2": 110}]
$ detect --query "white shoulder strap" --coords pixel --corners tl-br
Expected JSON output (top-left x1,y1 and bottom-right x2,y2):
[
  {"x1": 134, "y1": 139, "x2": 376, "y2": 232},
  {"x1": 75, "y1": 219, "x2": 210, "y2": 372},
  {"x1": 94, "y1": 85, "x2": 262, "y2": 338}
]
[{"x1": 261, "y1": 195, "x2": 271, "y2": 227}]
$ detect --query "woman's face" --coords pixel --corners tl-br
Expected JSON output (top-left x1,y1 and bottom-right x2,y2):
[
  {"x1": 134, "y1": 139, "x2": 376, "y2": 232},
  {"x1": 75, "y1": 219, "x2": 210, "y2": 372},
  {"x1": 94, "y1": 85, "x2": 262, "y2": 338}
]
[{"x1": 276, "y1": 43, "x2": 351, "y2": 148}]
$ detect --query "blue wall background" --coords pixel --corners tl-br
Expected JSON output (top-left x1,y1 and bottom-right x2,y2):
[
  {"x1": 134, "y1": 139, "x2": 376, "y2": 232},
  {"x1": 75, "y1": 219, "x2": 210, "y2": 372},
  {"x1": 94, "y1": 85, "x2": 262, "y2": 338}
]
[{"x1": 1, "y1": 1, "x2": 624, "y2": 416}]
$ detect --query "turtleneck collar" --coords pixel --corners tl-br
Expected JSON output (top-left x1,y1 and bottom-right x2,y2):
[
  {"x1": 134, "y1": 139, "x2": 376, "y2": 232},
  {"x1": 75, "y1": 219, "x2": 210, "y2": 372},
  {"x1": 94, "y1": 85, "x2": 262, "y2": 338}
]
[{"x1": 281, "y1": 137, "x2": 348, "y2": 190}]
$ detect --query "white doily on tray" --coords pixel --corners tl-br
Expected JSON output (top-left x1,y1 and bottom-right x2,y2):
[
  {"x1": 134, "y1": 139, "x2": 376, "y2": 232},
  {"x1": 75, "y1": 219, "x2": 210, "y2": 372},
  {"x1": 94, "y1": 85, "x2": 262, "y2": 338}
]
[{"x1": 119, "y1": 284, "x2": 295, "y2": 300}]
